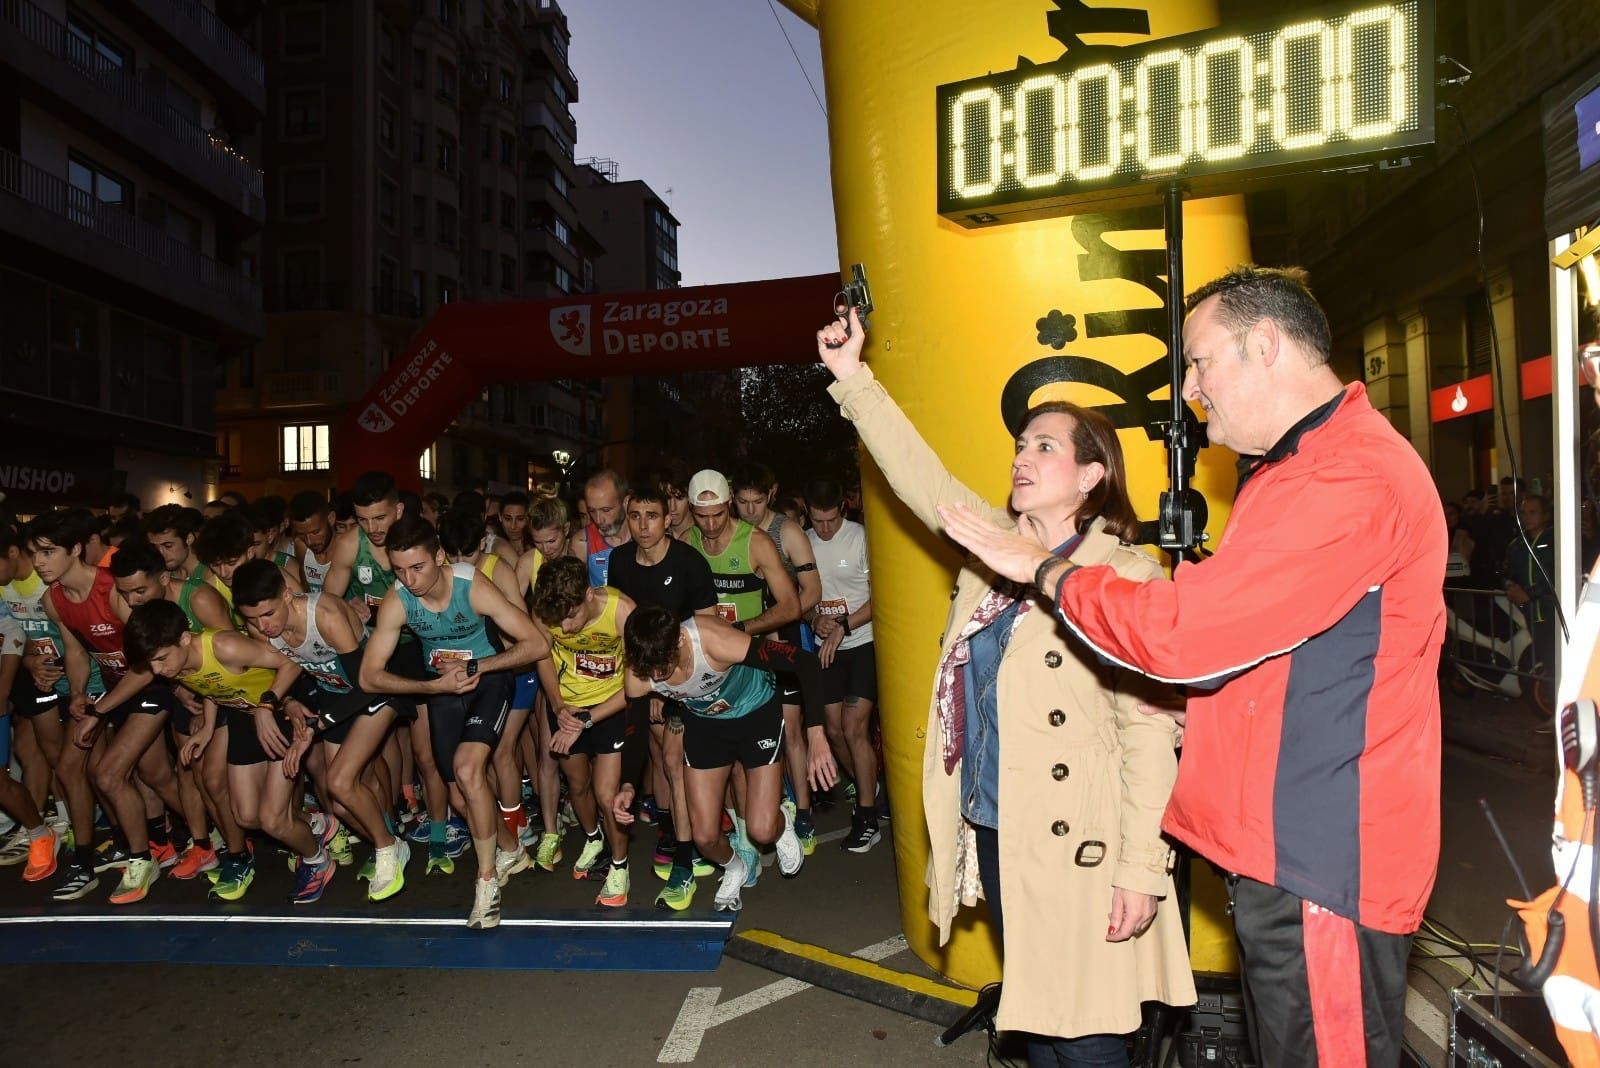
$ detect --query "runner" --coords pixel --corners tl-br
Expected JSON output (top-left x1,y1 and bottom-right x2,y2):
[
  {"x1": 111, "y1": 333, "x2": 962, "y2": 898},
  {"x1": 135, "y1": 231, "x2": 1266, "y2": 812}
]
[
  {"x1": 531, "y1": 556, "x2": 637, "y2": 906},
  {"x1": 805, "y1": 480, "x2": 881, "y2": 853},
  {"x1": 331, "y1": 493, "x2": 359, "y2": 539},
  {"x1": 621, "y1": 606, "x2": 836, "y2": 911},
  {"x1": 497, "y1": 491, "x2": 533, "y2": 560},
  {"x1": 243, "y1": 500, "x2": 304, "y2": 588},
  {"x1": 123, "y1": 601, "x2": 338, "y2": 904},
  {"x1": 657, "y1": 459, "x2": 696, "y2": 542},
  {"x1": 0, "y1": 585, "x2": 58, "y2": 884},
  {"x1": 233, "y1": 560, "x2": 412, "y2": 902},
  {"x1": 732, "y1": 462, "x2": 824, "y2": 853},
  {"x1": 360, "y1": 513, "x2": 552, "y2": 928},
  {"x1": 571, "y1": 470, "x2": 631, "y2": 586},
  {"x1": 607, "y1": 481, "x2": 719, "y2": 909},
  {"x1": 288, "y1": 492, "x2": 336, "y2": 592},
  {"x1": 141, "y1": 507, "x2": 233, "y2": 633}
]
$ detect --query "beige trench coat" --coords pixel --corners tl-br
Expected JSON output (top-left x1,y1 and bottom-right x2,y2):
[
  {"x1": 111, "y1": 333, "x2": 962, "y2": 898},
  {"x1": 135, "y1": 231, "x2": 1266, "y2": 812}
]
[{"x1": 830, "y1": 367, "x2": 1196, "y2": 1038}]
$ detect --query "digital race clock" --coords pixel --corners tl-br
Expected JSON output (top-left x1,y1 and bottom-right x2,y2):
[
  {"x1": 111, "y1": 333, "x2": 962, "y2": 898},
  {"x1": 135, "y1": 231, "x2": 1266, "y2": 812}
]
[{"x1": 936, "y1": 0, "x2": 1435, "y2": 225}]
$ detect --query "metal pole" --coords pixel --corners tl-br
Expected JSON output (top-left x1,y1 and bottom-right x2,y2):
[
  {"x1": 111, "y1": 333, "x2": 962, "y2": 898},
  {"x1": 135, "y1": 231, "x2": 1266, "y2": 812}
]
[
  {"x1": 1159, "y1": 181, "x2": 1194, "y2": 565},
  {"x1": 1551, "y1": 232, "x2": 1581, "y2": 693}
]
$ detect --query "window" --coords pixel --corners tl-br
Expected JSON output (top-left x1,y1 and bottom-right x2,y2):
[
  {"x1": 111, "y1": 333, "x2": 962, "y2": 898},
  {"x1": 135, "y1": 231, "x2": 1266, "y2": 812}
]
[
  {"x1": 411, "y1": 194, "x2": 426, "y2": 238},
  {"x1": 550, "y1": 169, "x2": 569, "y2": 197},
  {"x1": 411, "y1": 122, "x2": 425, "y2": 163},
  {"x1": 499, "y1": 72, "x2": 514, "y2": 104},
  {"x1": 67, "y1": 153, "x2": 131, "y2": 223},
  {"x1": 280, "y1": 249, "x2": 322, "y2": 306},
  {"x1": 437, "y1": 276, "x2": 456, "y2": 306},
  {"x1": 420, "y1": 444, "x2": 437, "y2": 481},
  {"x1": 280, "y1": 166, "x2": 322, "y2": 218},
  {"x1": 551, "y1": 216, "x2": 570, "y2": 247},
  {"x1": 501, "y1": 255, "x2": 515, "y2": 292},
  {"x1": 436, "y1": 131, "x2": 456, "y2": 175},
  {"x1": 501, "y1": 192, "x2": 515, "y2": 229},
  {"x1": 377, "y1": 256, "x2": 397, "y2": 303},
  {"x1": 65, "y1": 14, "x2": 130, "y2": 77},
  {"x1": 378, "y1": 23, "x2": 396, "y2": 72},
  {"x1": 281, "y1": 8, "x2": 323, "y2": 59},
  {"x1": 411, "y1": 48, "x2": 427, "y2": 91},
  {"x1": 436, "y1": 59, "x2": 457, "y2": 101},
  {"x1": 436, "y1": 0, "x2": 455, "y2": 29},
  {"x1": 549, "y1": 76, "x2": 568, "y2": 106},
  {"x1": 378, "y1": 178, "x2": 397, "y2": 230},
  {"x1": 480, "y1": 250, "x2": 493, "y2": 287},
  {"x1": 436, "y1": 201, "x2": 458, "y2": 248},
  {"x1": 281, "y1": 424, "x2": 331, "y2": 472},
  {"x1": 379, "y1": 102, "x2": 395, "y2": 151},
  {"x1": 50, "y1": 291, "x2": 100, "y2": 408},
  {"x1": 163, "y1": 201, "x2": 201, "y2": 248},
  {"x1": 411, "y1": 269, "x2": 426, "y2": 310},
  {"x1": 524, "y1": 201, "x2": 539, "y2": 228},
  {"x1": 553, "y1": 265, "x2": 572, "y2": 293},
  {"x1": 500, "y1": 131, "x2": 515, "y2": 167},
  {"x1": 282, "y1": 88, "x2": 322, "y2": 138},
  {"x1": 479, "y1": 185, "x2": 493, "y2": 223}
]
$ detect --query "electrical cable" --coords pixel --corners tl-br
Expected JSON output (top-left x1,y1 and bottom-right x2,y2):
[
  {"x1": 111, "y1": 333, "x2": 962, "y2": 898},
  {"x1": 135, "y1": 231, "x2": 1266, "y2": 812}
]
[
  {"x1": 1439, "y1": 101, "x2": 1569, "y2": 643},
  {"x1": 765, "y1": 0, "x2": 827, "y2": 119}
]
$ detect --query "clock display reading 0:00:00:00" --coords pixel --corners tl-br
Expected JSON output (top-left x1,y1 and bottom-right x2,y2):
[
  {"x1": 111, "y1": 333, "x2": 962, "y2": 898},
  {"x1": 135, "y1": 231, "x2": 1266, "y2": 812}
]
[{"x1": 943, "y1": 1, "x2": 1424, "y2": 201}]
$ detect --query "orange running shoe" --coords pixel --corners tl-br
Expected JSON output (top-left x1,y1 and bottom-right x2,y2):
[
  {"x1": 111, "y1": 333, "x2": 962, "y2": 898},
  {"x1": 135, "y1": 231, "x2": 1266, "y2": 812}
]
[
  {"x1": 151, "y1": 839, "x2": 179, "y2": 869},
  {"x1": 22, "y1": 830, "x2": 58, "y2": 882},
  {"x1": 171, "y1": 842, "x2": 219, "y2": 880}
]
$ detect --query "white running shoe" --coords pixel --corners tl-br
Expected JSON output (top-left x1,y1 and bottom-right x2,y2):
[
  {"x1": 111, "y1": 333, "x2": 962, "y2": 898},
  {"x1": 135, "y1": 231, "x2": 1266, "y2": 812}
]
[
  {"x1": 467, "y1": 876, "x2": 501, "y2": 929},
  {"x1": 714, "y1": 851, "x2": 747, "y2": 911},
  {"x1": 368, "y1": 841, "x2": 410, "y2": 902},
  {"x1": 495, "y1": 845, "x2": 531, "y2": 887},
  {"x1": 774, "y1": 805, "x2": 804, "y2": 878}
]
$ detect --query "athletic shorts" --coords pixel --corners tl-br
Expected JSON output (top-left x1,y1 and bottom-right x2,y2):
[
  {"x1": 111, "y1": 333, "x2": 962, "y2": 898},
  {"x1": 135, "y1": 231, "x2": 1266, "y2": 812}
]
[
  {"x1": 683, "y1": 695, "x2": 785, "y2": 771},
  {"x1": 511, "y1": 669, "x2": 540, "y2": 710},
  {"x1": 546, "y1": 701, "x2": 627, "y2": 759},
  {"x1": 225, "y1": 705, "x2": 297, "y2": 766},
  {"x1": 428, "y1": 670, "x2": 513, "y2": 782},
  {"x1": 310, "y1": 687, "x2": 414, "y2": 745},
  {"x1": 105, "y1": 682, "x2": 184, "y2": 730},
  {"x1": 388, "y1": 640, "x2": 430, "y2": 682},
  {"x1": 822, "y1": 642, "x2": 877, "y2": 705},
  {"x1": 775, "y1": 672, "x2": 801, "y2": 704},
  {"x1": 10, "y1": 674, "x2": 68, "y2": 721}
]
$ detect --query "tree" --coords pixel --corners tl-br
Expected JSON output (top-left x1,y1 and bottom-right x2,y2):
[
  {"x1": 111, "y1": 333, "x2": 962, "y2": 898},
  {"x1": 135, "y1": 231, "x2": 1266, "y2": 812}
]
[{"x1": 738, "y1": 364, "x2": 858, "y2": 492}]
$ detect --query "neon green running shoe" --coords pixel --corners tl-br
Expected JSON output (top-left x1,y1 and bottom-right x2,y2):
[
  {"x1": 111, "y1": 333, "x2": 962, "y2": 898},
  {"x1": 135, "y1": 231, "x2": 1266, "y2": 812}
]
[
  {"x1": 427, "y1": 841, "x2": 454, "y2": 875},
  {"x1": 655, "y1": 867, "x2": 696, "y2": 911},
  {"x1": 328, "y1": 825, "x2": 354, "y2": 867},
  {"x1": 595, "y1": 862, "x2": 629, "y2": 907},
  {"x1": 572, "y1": 833, "x2": 605, "y2": 880},
  {"x1": 209, "y1": 856, "x2": 254, "y2": 901},
  {"x1": 358, "y1": 854, "x2": 376, "y2": 882},
  {"x1": 535, "y1": 831, "x2": 563, "y2": 872}
]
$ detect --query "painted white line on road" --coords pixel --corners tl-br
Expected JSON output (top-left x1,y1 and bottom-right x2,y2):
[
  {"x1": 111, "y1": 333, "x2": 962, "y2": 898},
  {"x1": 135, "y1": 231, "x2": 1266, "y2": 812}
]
[
  {"x1": 658, "y1": 933, "x2": 910, "y2": 1063},
  {"x1": 1407, "y1": 984, "x2": 1450, "y2": 1052}
]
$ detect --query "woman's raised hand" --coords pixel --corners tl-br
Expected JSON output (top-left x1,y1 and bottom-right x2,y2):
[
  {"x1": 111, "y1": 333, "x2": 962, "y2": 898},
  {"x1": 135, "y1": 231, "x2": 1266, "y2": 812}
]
[{"x1": 817, "y1": 305, "x2": 866, "y2": 381}]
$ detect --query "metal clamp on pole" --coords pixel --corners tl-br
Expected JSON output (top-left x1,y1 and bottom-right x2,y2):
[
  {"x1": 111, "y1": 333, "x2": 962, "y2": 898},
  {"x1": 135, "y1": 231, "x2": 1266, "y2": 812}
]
[{"x1": 1153, "y1": 182, "x2": 1209, "y2": 563}]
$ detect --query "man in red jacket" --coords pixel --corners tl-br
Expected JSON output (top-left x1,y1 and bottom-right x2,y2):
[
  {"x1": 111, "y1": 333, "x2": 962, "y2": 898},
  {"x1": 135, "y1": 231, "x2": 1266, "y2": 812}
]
[{"x1": 937, "y1": 266, "x2": 1445, "y2": 1068}]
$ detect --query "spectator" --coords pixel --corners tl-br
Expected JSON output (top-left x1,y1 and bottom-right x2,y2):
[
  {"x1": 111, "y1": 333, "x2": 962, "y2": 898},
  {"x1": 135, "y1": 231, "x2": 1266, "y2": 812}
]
[{"x1": 1504, "y1": 494, "x2": 1556, "y2": 671}]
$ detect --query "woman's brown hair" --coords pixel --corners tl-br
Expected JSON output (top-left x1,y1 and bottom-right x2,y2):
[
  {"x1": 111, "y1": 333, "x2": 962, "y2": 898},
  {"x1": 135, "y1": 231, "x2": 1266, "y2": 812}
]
[{"x1": 1018, "y1": 401, "x2": 1142, "y2": 543}]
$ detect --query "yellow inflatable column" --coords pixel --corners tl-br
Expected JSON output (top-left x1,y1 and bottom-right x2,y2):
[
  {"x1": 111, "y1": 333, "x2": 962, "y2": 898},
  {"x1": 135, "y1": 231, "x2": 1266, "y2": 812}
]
[{"x1": 777, "y1": 0, "x2": 1249, "y2": 986}]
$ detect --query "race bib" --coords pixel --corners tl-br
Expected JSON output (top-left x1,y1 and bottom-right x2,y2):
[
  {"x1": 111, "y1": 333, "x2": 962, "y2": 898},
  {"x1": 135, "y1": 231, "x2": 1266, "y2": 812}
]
[
  {"x1": 91, "y1": 650, "x2": 128, "y2": 675},
  {"x1": 429, "y1": 648, "x2": 474, "y2": 673},
  {"x1": 28, "y1": 637, "x2": 61, "y2": 660},
  {"x1": 308, "y1": 667, "x2": 351, "y2": 692},
  {"x1": 365, "y1": 593, "x2": 384, "y2": 609},
  {"x1": 576, "y1": 652, "x2": 617, "y2": 679},
  {"x1": 817, "y1": 599, "x2": 848, "y2": 618},
  {"x1": 714, "y1": 602, "x2": 738, "y2": 624},
  {"x1": 697, "y1": 697, "x2": 733, "y2": 717}
]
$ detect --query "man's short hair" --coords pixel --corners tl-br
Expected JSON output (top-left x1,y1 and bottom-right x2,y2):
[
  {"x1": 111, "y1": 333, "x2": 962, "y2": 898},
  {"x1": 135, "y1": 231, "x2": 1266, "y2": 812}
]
[
  {"x1": 110, "y1": 492, "x2": 141, "y2": 513},
  {"x1": 24, "y1": 512, "x2": 87, "y2": 557},
  {"x1": 194, "y1": 511, "x2": 255, "y2": 565},
  {"x1": 233, "y1": 559, "x2": 288, "y2": 608},
  {"x1": 439, "y1": 510, "x2": 486, "y2": 558},
  {"x1": 124, "y1": 601, "x2": 189, "y2": 670},
  {"x1": 657, "y1": 457, "x2": 692, "y2": 495},
  {"x1": 109, "y1": 542, "x2": 165, "y2": 580},
  {"x1": 730, "y1": 462, "x2": 777, "y2": 497},
  {"x1": 585, "y1": 469, "x2": 627, "y2": 500},
  {"x1": 1184, "y1": 265, "x2": 1332, "y2": 366},
  {"x1": 531, "y1": 556, "x2": 590, "y2": 625},
  {"x1": 289, "y1": 491, "x2": 331, "y2": 523},
  {"x1": 239, "y1": 502, "x2": 277, "y2": 536},
  {"x1": 805, "y1": 479, "x2": 845, "y2": 514},
  {"x1": 385, "y1": 513, "x2": 439, "y2": 556},
  {"x1": 333, "y1": 492, "x2": 355, "y2": 522},
  {"x1": 107, "y1": 515, "x2": 143, "y2": 546},
  {"x1": 628, "y1": 480, "x2": 669, "y2": 511},
  {"x1": 624, "y1": 604, "x2": 681, "y2": 680},
  {"x1": 142, "y1": 504, "x2": 202, "y2": 540},
  {"x1": 529, "y1": 496, "x2": 571, "y2": 532},
  {"x1": 452, "y1": 490, "x2": 486, "y2": 518},
  {"x1": 350, "y1": 471, "x2": 399, "y2": 508}
]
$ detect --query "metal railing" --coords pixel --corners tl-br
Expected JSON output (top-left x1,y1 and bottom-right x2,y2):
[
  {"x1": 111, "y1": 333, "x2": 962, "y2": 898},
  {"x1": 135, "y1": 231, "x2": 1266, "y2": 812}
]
[
  {"x1": 0, "y1": 147, "x2": 261, "y2": 306},
  {"x1": 143, "y1": 0, "x2": 264, "y2": 88},
  {"x1": 2, "y1": 0, "x2": 265, "y2": 207},
  {"x1": 1441, "y1": 584, "x2": 1554, "y2": 712}
]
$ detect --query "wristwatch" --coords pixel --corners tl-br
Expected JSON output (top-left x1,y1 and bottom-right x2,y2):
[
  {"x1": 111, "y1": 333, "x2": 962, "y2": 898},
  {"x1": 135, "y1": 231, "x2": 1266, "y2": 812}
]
[
  {"x1": 575, "y1": 710, "x2": 594, "y2": 730},
  {"x1": 260, "y1": 691, "x2": 282, "y2": 709}
]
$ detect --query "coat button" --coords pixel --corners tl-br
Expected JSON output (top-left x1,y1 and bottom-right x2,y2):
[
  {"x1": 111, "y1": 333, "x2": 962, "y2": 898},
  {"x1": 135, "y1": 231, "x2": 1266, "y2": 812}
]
[
  {"x1": 1044, "y1": 651, "x2": 1063, "y2": 668},
  {"x1": 1048, "y1": 709, "x2": 1065, "y2": 727},
  {"x1": 1051, "y1": 763, "x2": 1069, "y2": 780},
  {"x1": 1051, "y1": 820, "x2": 1070, "y2": 836}
]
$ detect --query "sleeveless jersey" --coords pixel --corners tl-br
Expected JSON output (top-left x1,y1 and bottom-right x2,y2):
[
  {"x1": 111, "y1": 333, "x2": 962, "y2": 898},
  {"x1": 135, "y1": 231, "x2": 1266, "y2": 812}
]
[
  {"x1": 648, "y1": 618, "x2": 771, "y2": 720},
  {"x1": 481, "y1": 553, "x2": 502, "y2": 582},
  {"x1": 3, "y1": 571, "x2": 102, "y2": 695},
  {"x1": 549, "y1": 587, "x2": 625, "y2": 707},
  {"x1": 762, "y1": 513, "x2": 798, "y2": 580},
  {"x1": 271, "y1": 540, "x2": 297, "y2": 570},
  {"x1": 584, "y1": 524, "x2": 615, "y2": 587},
  {"x1": 398, "y1": 562, "x2": 497, "y2": 673},
  {"x1": 50, "y1": 568, "x2": 128, "y2": 685},
  {"x1": 524, "y1": 549, "x2": 547, "y2": 595},
  {"x1": 178, "y1": 629, "x2": 277, "y2": 709},
  {"x1": 689, "y1": 521, "x2": 766, "y2": 624},
  {"x1": 301, "y1": 547, "x2": 332, "y2": 591},
  {"x1": 349, "y1": 528, "x2": 394, "y2": 610},
  {"x1": 269, "y1": 592, "x2": 354, "y2": 694}
]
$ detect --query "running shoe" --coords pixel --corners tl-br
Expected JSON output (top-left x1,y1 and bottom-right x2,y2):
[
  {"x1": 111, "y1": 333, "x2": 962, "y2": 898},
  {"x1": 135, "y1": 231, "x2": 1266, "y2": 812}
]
[
  {"x1": 358, "y1": 853, "x2": 375, "y2": 882},
  {"x1": 775, "y1": 805, "x2": 804, "y2": 877},
  {"x1": 795, "y1": 815, "x2": 817, "y2": 857},
  {"x1": 51, "y1": 863, "x2": 98, "y2": 901},
  {"x1": 637, "y1": 794, "x2": 658, "y2": 826},
  {"x1": 0, "y1": 811, "x2": 13, "y2": 838},
  {"x1": 290, "y1": 853, "x2": 335, "y2": 904},
  {"x1": 170, "y1": 842, "x2": 218, "y2": 880},
  {"x1": 443, "y1": 818, "x2": 471, "y2": 859},
  {"x1": 653, "y1": 833, "x2": 677, "y2": 869},
  {"x1": 150, "y1": 839, "x2": 179, "y2": 870},
  {"x1": 109, "y1": 855, "x2": 160, "y2": 905},
  {"x1": 841, "y1": 816, "x2": 881, "y2": 854},
  {"x1": 368, "y1": 841, "x2": 409, "y2": 902},
  {"x1": 517, "y1": 821, "x2": 538, "y2": 850},
  {"x1": 572, "y1": 832, "x2": 605, "y2": 880},
  {"x1": 841, "y1": 781, "x2": 858, "y2": 806},
  {"x1": 495, "y1": 845, "x2": 531, "y2": 887},
  {"x1": 655, "y1": 867, "x2": 696, "y2": 911},
  {"x1": 404, "y1": 814, "x2": 433, "y2": 844},
  {"x1": 426, "y1": 841, "x2": 454, "y2": 875},
  {"x1": 467, "y1": 876, "x2": 501, "y2": 930},
  {"x1": 46, "y1": 812, "x2": 71, "y2": 848},
  {"x1": 93, "y1": 843, "x2": 132, "y2": 873},
  {"x1": 327, "y1": 824, "x2": 354, "y2": 867},
  {"x1": 692, "y1": 850, "x2": 714, "y2": 878},
  {"x1": 714, "y1": 852, "x2": 746, "y2": 912},
  {"x1": 534, "y1": 831, "x2": 563, "y2": 872},
  {"x1": 93, "y1": 806, "x2": 112, "y2": 834},
  {"x1": 0, "y1": 830, "x2": 32, "y2": 866},
  {"x1": 730, "y1": 820, "x2": 759, "y2": 889},
  {"x1": 209, "y1": 855, "x2": 255, "y2": 901},
  {"x1": 23, "y1": 830, "x2": 59, "y2": 883},
  {"x1": 596, "y1": 863, "x2": 629, "y2": 907},
  {"x1": 558, "y1": 799, "x2": 578, "y2": 831}
]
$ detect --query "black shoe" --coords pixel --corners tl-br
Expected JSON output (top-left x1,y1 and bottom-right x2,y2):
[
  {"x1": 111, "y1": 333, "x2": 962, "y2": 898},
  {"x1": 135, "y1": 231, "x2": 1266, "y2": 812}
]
[
  {"x1": 840, "y1": 819, "x2": 881, "y2": 854},
  {"x1": 52, "y1": 863, "x2": 100, "y2": 901},
  {"x1": 93, "y1": 844, "x2": 132, "y2": 873}
]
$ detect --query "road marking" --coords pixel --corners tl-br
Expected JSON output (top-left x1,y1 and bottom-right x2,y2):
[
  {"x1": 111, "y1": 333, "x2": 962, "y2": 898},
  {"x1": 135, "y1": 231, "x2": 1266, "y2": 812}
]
[
  {"x1": 659, "y1": 933, "x2": 908, "y2": 1063},
  {"x1": 1406, "y1": 984, "x2": 1450, "y2": 1051}
]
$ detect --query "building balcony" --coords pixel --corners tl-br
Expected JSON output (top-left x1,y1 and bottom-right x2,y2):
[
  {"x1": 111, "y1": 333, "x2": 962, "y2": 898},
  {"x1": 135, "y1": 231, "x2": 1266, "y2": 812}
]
[
  {"x1": 373, "y1": 286, "x2": 423, "y2": 319},
  {"x1": 0, "y1": 148, "x2": 263, "y2": 338},
  {"x1": 265, "y1": 283, "x2": 344, "y2": 314},
  {"x1": 523, "y1": 224, "x2": 579, "y2": 274},
  {"x1": 0, "y1": 0, "x2": 266, "y2": 222},
  {"x1": 124, "y1": 0, "x2": 266, "y2": 112},
  {"x1": 260, "y1": 371, "x2": 345, "y2": 409}
]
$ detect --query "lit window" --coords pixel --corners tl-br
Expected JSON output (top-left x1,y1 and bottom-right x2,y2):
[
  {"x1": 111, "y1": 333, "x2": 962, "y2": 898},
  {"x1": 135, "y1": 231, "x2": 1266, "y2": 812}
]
[
  {"x1": 420, "y1": 444, "x2": 437, "y2": 481},
  {"x1": 282, "y1": 424, "x2": 330, "y2": 472}
]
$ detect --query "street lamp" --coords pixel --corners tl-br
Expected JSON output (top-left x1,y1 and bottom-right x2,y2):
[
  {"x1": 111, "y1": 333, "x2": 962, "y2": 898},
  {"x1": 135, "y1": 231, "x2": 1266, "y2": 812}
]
[{"x1": 551, "y1": 448, "x2": 574, "y2": 474}]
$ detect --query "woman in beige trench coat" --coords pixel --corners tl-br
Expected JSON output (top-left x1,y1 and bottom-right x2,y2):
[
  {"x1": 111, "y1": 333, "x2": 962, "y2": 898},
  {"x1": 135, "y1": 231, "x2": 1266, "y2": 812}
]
[{"x1": 817, "y1": 310, "x2": 1195, "y2": 1064}]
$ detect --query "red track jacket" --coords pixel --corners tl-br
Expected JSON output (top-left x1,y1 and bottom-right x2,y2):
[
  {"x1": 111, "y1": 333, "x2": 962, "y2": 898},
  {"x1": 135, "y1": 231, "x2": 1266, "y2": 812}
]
[{"x1": 1054, "y1": 383, "x2": 1444, "y2": 934}]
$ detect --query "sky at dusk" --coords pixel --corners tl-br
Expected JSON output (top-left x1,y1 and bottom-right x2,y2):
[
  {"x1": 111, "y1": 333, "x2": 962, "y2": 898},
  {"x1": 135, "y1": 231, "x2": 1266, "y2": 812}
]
[{"x1": 562, "y1": 0, "x2": 840, "y2": 287}]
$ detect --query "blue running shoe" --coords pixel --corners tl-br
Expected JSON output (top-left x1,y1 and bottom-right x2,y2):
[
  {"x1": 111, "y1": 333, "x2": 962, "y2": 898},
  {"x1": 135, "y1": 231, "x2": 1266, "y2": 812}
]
[
  {"x1": 405, "y1": 814, "x2": 433, "y2": 844},
  {"x1": 444, "y1": 818, "x2": 471, "y2": 859},
  {"x1": 291, "y1": 853, "x2": 335, "y2": 904}
]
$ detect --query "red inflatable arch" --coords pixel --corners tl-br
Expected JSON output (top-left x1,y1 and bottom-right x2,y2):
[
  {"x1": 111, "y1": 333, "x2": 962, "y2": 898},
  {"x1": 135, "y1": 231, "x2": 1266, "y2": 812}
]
[{"x1": 333, "y1": 274, "x2": 838, "y2": 488}]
